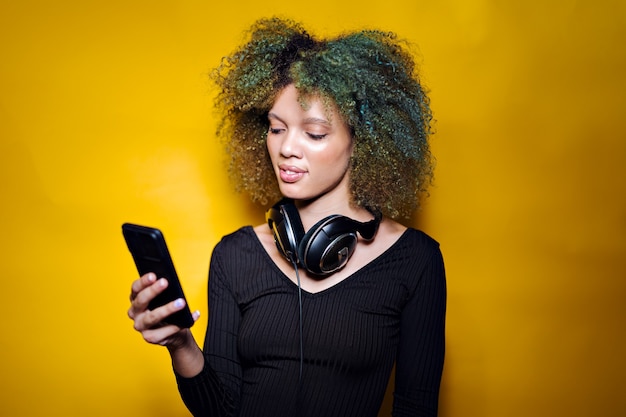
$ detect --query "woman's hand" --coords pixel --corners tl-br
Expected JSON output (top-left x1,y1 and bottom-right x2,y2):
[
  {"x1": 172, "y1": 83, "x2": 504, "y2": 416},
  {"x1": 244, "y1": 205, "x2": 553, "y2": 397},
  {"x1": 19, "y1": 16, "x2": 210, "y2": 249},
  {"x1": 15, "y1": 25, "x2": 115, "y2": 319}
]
[
  {"x1": 128, "y1": 273, "x2": 205, "y2": 377},
  {"x1": 128, "y1": 273, "x2": 204, "y2": 378},
  {"x1": 128, "y1": 272, "x2": 200, "y2": 348}
]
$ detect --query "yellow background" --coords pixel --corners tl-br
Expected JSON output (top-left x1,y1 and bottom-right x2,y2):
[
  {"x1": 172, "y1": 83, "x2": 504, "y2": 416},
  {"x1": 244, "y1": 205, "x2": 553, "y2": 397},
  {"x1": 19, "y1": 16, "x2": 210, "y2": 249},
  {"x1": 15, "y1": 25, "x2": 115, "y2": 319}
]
[{"x1": 1, "y1": 1, "x2": 624, "y2": 416}]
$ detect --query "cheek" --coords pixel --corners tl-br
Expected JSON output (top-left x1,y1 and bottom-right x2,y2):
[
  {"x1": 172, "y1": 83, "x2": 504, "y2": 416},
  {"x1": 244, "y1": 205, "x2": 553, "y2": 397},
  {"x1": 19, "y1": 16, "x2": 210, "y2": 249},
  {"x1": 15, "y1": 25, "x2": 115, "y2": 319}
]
[
  {"x1": 326, "y1": 143, "x2": 352, "y2": 167},
  {"x1": 266, "y1": 137, "x2": 278, "y2": 160}
]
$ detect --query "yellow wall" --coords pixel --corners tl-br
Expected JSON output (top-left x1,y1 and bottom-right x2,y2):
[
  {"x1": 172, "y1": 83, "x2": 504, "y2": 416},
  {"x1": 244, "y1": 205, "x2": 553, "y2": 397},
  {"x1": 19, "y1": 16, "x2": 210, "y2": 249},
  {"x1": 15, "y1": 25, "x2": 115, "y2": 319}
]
[{"x1": 1, "y1": 1, "x2": 624, "y2": 416}]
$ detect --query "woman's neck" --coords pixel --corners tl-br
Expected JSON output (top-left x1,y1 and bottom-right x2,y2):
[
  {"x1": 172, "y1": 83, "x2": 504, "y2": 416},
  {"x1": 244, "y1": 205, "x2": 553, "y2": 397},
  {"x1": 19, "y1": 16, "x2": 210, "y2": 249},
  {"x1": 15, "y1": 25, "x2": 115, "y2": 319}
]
[{"x1": 293, "y1": 197, "x2": 375, "y2": 231}]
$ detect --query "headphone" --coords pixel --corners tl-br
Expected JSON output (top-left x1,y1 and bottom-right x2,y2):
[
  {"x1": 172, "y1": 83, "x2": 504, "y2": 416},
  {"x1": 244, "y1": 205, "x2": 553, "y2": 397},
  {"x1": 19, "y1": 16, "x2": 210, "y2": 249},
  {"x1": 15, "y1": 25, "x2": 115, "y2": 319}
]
[{"x1": 266, "y1": 199, "x2": 381, "y2": 276}]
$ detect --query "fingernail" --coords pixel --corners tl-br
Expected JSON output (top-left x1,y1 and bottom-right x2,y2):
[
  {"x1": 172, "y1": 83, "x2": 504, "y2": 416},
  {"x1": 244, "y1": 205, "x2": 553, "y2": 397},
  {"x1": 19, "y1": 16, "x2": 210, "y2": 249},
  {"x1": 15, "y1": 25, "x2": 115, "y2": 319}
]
[
  {"x1": 174, "y1": 298, "x2": 185, "y2": 308},
  {"x1": 192, "y1": 310, "x2": 201, "y2": 320},
  {"x1": 147, "y1": 273, "x2": 156, "y2": 282}
]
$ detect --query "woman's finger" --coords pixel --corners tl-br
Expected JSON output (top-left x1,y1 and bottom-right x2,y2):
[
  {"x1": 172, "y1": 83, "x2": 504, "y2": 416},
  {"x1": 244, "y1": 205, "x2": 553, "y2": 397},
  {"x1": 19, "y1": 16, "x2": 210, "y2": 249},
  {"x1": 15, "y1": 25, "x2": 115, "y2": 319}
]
[
  {"x1": 140, "y1": 323, "x2": 183, "y2": 345},
  {"x1": 129, "y1": 272, "x2": 157, "y2": 301},
  {"x1": 131, "y1": 277, "x2": 169, "y2": 311},
  {"x1": 128, "y1": 276, "x2": 167, "y2": 321},
  {"x1": 132, "y1": 297, "x2": 187, "y2": 331}
]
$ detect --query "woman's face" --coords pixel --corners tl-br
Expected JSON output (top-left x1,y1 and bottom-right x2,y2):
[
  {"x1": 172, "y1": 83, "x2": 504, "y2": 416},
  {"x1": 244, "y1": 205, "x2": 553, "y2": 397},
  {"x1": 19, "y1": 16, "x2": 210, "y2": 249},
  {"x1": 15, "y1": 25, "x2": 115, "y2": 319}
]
[{"x1": 266, "y1": 84, "x2": 353, "y2": 203}]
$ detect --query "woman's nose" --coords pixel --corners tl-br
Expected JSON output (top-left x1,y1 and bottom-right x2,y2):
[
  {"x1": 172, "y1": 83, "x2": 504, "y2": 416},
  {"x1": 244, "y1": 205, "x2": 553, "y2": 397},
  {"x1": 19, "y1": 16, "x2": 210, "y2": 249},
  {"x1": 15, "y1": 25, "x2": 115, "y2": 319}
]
[{"x1": 279, "y1": 130, "x2": 302, "y2": 158}]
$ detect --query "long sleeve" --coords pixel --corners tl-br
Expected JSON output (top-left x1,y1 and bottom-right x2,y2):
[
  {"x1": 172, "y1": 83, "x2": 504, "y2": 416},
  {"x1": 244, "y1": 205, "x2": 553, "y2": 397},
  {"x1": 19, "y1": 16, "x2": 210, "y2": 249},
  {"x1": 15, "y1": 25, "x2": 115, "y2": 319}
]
[
  {"x1": 392, "y1": 245, "x2": 447, "y2": 416},
  {"x1": 175, "y1": 244, "x2": 242, "y2": 416}
]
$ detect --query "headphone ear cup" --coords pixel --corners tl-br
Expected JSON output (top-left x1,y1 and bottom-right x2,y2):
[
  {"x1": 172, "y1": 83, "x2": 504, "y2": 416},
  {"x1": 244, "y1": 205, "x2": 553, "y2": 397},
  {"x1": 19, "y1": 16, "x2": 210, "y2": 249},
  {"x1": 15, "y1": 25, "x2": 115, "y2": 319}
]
[
  {"x1": 267, "y1": 201, "x2": 305, "y2": 263},
  {"x1": 298, "y1": 215, "x2": 358, "y2": 275}
]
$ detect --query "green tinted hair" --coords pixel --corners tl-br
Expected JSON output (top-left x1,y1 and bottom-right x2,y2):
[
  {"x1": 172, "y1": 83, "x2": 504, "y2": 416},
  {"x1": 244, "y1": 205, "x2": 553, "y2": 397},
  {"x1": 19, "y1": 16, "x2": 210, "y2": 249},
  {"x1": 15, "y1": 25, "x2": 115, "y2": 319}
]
[{"x1": 211, "y1": 17, "x2": 434, "y2": 219}]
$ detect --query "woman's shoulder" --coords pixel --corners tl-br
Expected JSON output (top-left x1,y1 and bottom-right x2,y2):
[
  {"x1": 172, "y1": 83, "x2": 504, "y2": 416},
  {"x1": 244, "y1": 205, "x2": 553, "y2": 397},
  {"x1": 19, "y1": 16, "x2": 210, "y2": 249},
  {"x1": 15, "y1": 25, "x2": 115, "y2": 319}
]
[
  {"x1": 213, "y1": 225, "x2": 258, "y2": 253},
  {"x1": 210, "y1": 225, "x2": 269, "y2": 276},
  {"x1": 379, "y1": 226, "x2": 444, "y2": 292},
  {"x1": 381, "y1": 223, "x2": 442, "y2": 266},
  {"x1": 401, "y1": 227, "x2": 441, "y2": 250},
  {"x1": 377, "y1": 218, "x2": 440, "y2": 252}
]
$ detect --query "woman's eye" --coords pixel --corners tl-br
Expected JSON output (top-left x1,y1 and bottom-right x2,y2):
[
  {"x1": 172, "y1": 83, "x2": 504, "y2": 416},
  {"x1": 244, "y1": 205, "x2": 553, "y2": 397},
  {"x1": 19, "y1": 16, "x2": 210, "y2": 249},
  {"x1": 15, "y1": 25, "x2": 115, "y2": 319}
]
[
  {"x1": 307, "y1": 133, "x2": 327, "y2": 140},
  {"x1": 268, "y1": 127, "x2": 284, "y2": 135}
]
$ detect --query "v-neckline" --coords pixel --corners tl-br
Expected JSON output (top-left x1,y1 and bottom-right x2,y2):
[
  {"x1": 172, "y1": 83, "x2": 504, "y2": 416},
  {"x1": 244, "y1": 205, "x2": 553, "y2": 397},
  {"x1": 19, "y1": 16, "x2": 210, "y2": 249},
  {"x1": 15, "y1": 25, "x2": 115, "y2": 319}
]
[{"x1": 246, "y1": 226, "x2": 410, "y2": 296}]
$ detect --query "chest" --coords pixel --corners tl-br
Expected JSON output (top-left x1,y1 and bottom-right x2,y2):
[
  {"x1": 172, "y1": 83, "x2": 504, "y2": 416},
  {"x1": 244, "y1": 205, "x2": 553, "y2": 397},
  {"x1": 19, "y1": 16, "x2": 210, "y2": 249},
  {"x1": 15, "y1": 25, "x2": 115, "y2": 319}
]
[{"x1": 235, "y1": 265, "x2": 410, "y2": 373}]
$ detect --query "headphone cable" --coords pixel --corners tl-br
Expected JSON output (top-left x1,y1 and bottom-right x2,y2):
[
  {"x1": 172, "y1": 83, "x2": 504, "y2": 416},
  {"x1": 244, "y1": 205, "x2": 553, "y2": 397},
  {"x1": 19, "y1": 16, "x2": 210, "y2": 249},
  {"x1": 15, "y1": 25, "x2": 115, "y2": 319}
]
[{"x1": 291, "y1": 259, "x2": 304, "y2": 384}]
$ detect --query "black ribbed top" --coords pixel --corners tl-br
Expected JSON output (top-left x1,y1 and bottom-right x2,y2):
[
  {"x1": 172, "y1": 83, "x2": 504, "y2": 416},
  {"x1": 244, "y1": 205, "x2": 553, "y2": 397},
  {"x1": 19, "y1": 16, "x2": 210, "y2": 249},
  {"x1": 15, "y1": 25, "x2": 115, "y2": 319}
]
[{"x1": 176, "y1": 226, "x2": 446, "y2": 417}]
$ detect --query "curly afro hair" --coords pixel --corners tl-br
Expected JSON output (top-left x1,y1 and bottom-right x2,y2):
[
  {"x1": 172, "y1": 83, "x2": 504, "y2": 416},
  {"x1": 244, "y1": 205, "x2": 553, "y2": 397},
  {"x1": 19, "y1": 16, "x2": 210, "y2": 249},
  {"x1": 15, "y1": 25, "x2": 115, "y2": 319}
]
[{"x1": 211, "y1": 17, "x2": 434, "y2": 219}]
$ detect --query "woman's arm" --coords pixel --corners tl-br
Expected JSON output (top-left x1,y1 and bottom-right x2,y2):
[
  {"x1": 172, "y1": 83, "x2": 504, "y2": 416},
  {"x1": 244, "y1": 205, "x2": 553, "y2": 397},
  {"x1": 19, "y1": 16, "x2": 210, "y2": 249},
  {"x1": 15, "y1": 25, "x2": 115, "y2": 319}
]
[
  {"x1": 167, "y1": 329, "x2": 205, "y2": 377},
  {"x1": 393, "y1": 246, "x2": 447, "y2": 416},
  {"x1": 174, "y1": 245, "x2": 242, "y2": 417}
]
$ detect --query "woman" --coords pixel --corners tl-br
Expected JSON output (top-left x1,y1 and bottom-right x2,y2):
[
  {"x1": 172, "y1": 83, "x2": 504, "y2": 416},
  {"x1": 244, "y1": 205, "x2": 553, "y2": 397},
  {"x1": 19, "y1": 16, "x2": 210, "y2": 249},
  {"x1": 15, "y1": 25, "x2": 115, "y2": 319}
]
[{"x1": 128, "y1": 17, "x2": 446, "y2": 417}]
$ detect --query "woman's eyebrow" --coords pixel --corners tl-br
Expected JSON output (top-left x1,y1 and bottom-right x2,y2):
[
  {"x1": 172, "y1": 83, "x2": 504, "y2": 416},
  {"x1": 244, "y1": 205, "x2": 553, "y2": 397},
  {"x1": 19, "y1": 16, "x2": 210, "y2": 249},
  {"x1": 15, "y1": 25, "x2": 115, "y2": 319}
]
[
  {"x1": 303, "y1": 117, "x2": 331, "y2": 126},
  {"x1": 268, "y1": 112, "x2": 331, "y2": 126},
  {"x1": 267, "y1": 112, "x2": 283, "y2": 122}
]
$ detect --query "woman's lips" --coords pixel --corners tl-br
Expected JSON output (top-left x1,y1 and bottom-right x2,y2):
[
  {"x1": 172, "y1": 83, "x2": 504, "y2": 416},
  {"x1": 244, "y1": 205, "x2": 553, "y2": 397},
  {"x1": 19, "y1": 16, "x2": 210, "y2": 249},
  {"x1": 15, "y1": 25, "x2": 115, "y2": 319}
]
[{"x1": 279, "y1": 165, "x2": 306, "y2": 183}]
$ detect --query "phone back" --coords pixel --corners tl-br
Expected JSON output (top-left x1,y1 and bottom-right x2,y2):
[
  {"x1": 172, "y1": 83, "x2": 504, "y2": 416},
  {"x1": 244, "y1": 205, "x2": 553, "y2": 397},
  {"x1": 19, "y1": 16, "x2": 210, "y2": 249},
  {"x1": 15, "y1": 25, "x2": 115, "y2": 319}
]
[{"x1": 122, "y1": 223, "x2": 194, "y2": 328}]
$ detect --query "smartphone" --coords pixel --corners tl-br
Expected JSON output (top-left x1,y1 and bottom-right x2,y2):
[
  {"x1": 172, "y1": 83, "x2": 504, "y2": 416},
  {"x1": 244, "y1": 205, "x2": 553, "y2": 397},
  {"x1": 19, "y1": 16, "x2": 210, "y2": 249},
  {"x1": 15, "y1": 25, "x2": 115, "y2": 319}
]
[{"x1": 122, "y1": 223, "x2": 194, "y2": 328}]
